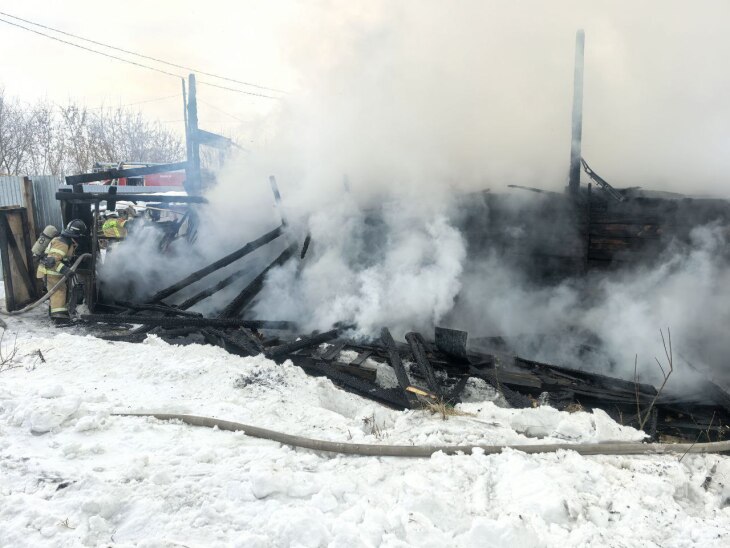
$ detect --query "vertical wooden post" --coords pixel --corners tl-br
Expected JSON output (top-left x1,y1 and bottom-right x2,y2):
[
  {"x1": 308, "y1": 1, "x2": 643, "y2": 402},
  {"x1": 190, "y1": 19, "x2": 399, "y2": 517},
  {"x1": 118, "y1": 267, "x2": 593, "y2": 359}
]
[
  {"x1": 21, "y1": 177, "x2": 38, "y2": 238},
  {"x1": 185, "y1": 73, "x2": 202, "y2": 196},
  {"x1": 87, "y1": 200, "x2": 100, "y2": 312},
  {"x1": 0, "y1": 213, "x2": 15, "y2": 311},
  {"x1": 568, "y1": 29, "x2": 585, "y2": 196},
  {"x1": 182, "y1": 77, "x2": 190, "y2": 159},
  {"x1": 268, "y1": 175, "x2": 287, "y2": 226}
]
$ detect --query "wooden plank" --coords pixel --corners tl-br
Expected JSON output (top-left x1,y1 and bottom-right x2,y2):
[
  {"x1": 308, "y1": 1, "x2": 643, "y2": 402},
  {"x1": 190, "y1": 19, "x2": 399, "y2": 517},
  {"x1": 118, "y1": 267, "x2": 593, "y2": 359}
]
[
  {"x1": 381, "y1": 328, "x2": 419, "y2": 407},
  {"x1": 588, "y1": 223, "x2": 662, "y2": 238},
  {"x1": 318, "y1": 340, "x2": 347, "y2": 361},
  {"x1": 0, "y1": 213, "x2": 16, "y2": 311},
  {"x1": 21, "y1": 177, "x2": 37, "y2": 238},
  {"x1": 406, "y1": 332, "x2": 443, "y2": 398},
  {"x1": 4, "y1": 215, "x2": 36, "y2": 298},
  {"x1": 350, "y1": 350, "x2": 373, "y2": 366},
  {"x1": 55, "y1": 192, "x2": 207, "y2": 204},
  {"x1": 64, "y1": 162, "x2": 188, "y2": 185},
  {"x1": 218, "y1": 243, "x2": 297, "y2": 318}
]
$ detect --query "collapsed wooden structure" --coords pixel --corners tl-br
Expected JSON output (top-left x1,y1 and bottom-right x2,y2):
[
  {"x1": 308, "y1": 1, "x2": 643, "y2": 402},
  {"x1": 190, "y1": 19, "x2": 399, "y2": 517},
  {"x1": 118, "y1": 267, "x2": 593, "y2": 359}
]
[
  {"x1": 82, "y1": 305, "x2": 730, "y2": 442},
  {"x1": 36, "y1": 41, "x2": 730, "y2": 444}
]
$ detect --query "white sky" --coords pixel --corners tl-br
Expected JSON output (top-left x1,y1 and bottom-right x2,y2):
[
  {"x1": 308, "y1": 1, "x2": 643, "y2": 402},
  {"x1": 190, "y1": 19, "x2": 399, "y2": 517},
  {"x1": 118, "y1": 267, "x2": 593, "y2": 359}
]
[
  {"x1": 2, "y1": 1, "x2": 730, "y2": 195},
  {"x1": 0, "y1": 0, "x2": 304, "y2": 140}
]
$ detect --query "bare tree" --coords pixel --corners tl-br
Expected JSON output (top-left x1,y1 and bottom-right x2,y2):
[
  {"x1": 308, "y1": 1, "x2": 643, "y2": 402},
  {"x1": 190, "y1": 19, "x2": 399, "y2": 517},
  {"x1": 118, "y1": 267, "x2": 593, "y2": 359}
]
[
  {"x1": 0, "y1": 89, "x2": 184, "y2": 176},
  {"x1": 0, "y1": 88, "x2": 38, "y2": 175}
]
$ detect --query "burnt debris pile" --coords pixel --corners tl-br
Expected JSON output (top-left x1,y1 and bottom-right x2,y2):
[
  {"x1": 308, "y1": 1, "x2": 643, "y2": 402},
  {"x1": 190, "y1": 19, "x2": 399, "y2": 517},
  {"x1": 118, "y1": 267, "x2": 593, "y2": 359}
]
[
  {"x1": 83, "y1": 307, "x2": 730, "y2": 442},
  {"x1": 74, "y1": 183, "x2": 730, "y2": 444}
]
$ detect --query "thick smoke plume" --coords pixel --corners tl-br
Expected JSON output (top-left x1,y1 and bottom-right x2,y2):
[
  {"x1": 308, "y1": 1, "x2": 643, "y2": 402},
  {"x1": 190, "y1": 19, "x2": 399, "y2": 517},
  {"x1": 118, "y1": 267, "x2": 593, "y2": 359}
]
[{"x1": 101, "y1": 2, "x2": 730, "y2": 389}]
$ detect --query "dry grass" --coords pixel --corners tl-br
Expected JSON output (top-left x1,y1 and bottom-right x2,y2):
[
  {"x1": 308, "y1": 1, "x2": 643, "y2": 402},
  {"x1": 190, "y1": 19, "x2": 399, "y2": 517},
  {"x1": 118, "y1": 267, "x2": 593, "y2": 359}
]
[
  {"x1": 422, "y1": 399, "x2": 476, "y2": 421},
  {"x1": 634, "y1": 328, "x2": 674, "y2": 432},
  {"x1": 0, "y1": 329, "x2": 19, "y2": 374},
  {"x1": 564, "y1": 402, "x2": 585, "y2": 413},
  {"x1": 362, "y1": 413, "x2": 387, "y2": 439}
]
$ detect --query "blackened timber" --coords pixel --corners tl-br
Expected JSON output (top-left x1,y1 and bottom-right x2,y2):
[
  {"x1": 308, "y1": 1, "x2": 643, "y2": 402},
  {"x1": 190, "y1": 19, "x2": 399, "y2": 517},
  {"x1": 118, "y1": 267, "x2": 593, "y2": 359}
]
[
  {"x1": 219, "y1": 243, "x2": 297, "y2": 318},
  {"x1": 290, "y1": 357, "x2": 408, "y2": 409},
  {"x1": 434, "y1": 327, "x2": 468, "y2": 361},
  {"x1": 81, "y1": 314, "x2": 294, "y2": 330},
  {"x1": 178, "y1": 269, "x2": 247, "y2": 310},
  {"x1": 568, "y1": 29, "x2": 585, "y2": 195},
  {"x1": 56, "y1": 192, "x2": 207, "y2": 204},
  {"x1": 240, "y1": 328, "x2": 266, "y2": 354},
  {"x1": 318, "y1": 340, "x2": 347, "y2": 361},
  {"x1": 64, "y1": 162, "x2": 188, "y2": 185},
  {"x1": 111, "y1": 300, "x2": 203, "y2": 317},
  {"x1": 381, "y1": 328, "x2": 418, "y2": 407},
  {"x1": 266, "y1": 330, "x2": 339, "y2": 359},
  {"x1": 445, "y1": 376, "x2": 469, "y2": 404},
  {"x1": 290, "y1": 356, "x2": 377, "y2": 382},
  {"x1": 203, "y1": 328, "x2": 260, "y2": 356},
  {"x1": 350, "y1": 351, "x2": 373, "y2": 366},
  {"x1": 148, "y1": 225, "x2": 284, "y2": 303},
  {"x1": 406, "y1": 332, "x2": 443, "y2": 398}
]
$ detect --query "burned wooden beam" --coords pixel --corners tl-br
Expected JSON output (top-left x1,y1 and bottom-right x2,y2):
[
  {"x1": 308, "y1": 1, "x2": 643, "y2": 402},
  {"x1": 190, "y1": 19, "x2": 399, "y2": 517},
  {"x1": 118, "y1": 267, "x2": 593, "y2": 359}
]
[
  {"x1": 318, "y1": 340, "x2": 347, "y2": 361},
  {"x1": 289, "y1": 356, "x2": 408, "y2": 409},
  {"x1": 65, "y1": 162, "x2": 188, "y2": 185},
  {"x1": 381, "y1": 328, "x2": 418, "y2": 407},
  {"x1": 289, "y1": 356, "x2": 377, "y2": 382},
  {"x1": 350, "y1": 351, "x2": 373, "y2": 366},
  {"x1": 201, "y1": 328, "x2": 261, "y2": 356},
  {"x1": 434, "y1": 327, "x2": 468, "y2": 361},
  {"x1": 177, "y1": 269, "x2": 248, "y2": 310},
  {"x1": 405, "y1": 332, "x2": 444, "y2": 398},
  {"x1": 100, "y1": 326, "x2": 196, "y2": 343},
  {"x1": 568, "y1": 29, "x2": 585, "y2": 196},
  {"x1": 266, "y1": 330, "x2": 340, "y2": 359},
  {"x1": 56, "y1": 192, "x2": 206, "y2": 204},
  {"x1": 219, "y1": 243, "x2": 297, "y2": 318},
  {"x1": 81, "y1": 314, "x2": 294, "y2": 330},
  {"x1": 111, "y1": 300, "x2": 203, "y2": 318},
  {"x1": 147, "y1": 224, "x2": 284, "y2": 303}
]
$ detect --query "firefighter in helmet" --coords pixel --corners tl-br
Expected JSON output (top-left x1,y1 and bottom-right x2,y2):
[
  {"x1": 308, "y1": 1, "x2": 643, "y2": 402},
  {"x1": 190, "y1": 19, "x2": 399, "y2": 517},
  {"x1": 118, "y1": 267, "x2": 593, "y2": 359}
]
[
  {"x1": 102, "y1": 206, "x2": 134, "y2": 239},
  {"x1": 36, "y1": 219, "x2": 87, "y2": 323}
]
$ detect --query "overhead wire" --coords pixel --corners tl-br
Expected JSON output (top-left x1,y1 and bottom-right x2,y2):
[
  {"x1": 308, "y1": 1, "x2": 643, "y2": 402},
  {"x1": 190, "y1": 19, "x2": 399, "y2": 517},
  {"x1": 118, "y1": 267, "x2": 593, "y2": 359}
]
[
  {"x1": 198, "y1": 98, "x2": 248, "y2": 123},
  {"x1": 0, "y1": 10, "x2": 287, "y2": 95},
  {"x1": 86, "y1": 94, "x2": 181, "y2": 111},
  {"x1": 0, "y1": 16, "x2": 280, "y2": 99}
]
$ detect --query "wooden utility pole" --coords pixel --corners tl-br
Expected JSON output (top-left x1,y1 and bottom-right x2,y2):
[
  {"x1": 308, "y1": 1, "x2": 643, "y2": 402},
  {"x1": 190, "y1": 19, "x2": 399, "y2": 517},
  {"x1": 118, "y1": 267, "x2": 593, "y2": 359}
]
[
  {"x1": 568, "y1": 29, "x2": 585, "y2": 196},
  {"x1": 185, "y1": 73, "x2": 202, "y2": 195}
]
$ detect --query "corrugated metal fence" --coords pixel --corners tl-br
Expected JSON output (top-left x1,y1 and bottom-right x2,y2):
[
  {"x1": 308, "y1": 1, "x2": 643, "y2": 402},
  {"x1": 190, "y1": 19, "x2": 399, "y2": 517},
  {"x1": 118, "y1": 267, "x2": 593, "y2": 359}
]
[
  {"x1": 0, "y1": 175, "x2": 65, "y2": 231},
  {"x1": 0, "y1": 175, "x2": 64, "y2": 278}
]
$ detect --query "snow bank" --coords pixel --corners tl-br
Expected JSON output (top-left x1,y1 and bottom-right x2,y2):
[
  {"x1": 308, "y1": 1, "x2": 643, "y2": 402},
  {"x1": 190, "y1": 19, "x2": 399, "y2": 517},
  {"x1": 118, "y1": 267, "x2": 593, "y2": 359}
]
[{"x1": 0, "y1": 318, "x2": 728, "y2": 546}]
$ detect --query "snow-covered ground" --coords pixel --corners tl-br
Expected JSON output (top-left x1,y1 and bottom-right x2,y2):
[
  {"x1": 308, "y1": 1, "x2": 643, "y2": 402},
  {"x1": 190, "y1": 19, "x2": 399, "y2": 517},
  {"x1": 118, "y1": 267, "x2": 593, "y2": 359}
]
[{"x1": 1, "y1": 308, "x2": 729, "y2": 547}]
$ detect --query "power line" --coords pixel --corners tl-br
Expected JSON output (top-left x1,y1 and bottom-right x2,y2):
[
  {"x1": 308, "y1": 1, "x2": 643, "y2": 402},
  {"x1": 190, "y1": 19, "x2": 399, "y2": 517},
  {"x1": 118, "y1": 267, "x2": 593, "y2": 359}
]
[
  {"x1": 0, "y1": 10, "x2": 287, "y2": 95},
  {"x1": 86, "y1": 94, "x2": 180, "y2": 111},
  {"x1": 198, "y1": 98, "x2": 248, "y2": 123},
  {"x1": 0, "y1": 16, "x2": 280, "y2": 99}
]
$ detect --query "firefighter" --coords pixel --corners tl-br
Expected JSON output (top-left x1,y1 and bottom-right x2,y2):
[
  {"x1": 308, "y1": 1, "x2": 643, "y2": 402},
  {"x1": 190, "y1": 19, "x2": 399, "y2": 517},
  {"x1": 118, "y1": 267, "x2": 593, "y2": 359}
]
[
  {"x1": 36, "y1": 219, "x2": 87, "y2": 323},
  {"x1": 102, "y1": 209, "x2": 130, "y2": 239}
]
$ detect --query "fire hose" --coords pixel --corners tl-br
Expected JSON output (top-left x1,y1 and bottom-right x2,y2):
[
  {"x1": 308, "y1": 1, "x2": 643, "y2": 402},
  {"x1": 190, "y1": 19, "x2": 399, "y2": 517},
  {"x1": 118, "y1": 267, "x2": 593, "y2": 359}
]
[
  {"x1": 0, "y1": 253, "x2": 92, "y2": 320},
  {"x1": 115, "y1": 412, "x2": 730, "y2": 458}
]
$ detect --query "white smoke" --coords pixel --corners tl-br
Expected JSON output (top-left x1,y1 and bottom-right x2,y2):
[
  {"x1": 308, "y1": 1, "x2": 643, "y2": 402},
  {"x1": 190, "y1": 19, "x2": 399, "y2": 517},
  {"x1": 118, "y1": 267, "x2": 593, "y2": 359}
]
[
  {"x1": 253, "y1": 194, "x2": 466, "y2": 335},
  {"x1": 100, "y1": 2, "x2": 730, "y2": 391}
]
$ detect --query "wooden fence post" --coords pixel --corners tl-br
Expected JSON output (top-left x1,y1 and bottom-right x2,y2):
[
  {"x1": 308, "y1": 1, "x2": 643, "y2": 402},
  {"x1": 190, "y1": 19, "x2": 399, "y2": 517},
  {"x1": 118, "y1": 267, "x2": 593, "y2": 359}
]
[{"x1": 21, "y1": 177, "x2": 37, "y2": 238}]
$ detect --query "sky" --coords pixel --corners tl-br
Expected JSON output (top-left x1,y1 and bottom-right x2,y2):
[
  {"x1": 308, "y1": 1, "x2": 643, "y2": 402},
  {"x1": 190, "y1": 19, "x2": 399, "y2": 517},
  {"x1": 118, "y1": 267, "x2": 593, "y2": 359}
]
[
  {"x1": 2, "y1": 1, "x2": 730, "y2": 195},
  {"x1": 0, "y1": 0, "x2": 300, "y2": 141}
]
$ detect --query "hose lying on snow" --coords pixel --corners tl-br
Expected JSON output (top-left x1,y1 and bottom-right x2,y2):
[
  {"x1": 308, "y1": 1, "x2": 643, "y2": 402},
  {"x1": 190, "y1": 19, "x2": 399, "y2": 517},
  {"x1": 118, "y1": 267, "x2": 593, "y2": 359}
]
[
  {"x1": 115, "y1": 412, "x2": 730, "y2": 458},
  {"x1": 0, "y1": 253, "x2": 92, "y2": 319}
]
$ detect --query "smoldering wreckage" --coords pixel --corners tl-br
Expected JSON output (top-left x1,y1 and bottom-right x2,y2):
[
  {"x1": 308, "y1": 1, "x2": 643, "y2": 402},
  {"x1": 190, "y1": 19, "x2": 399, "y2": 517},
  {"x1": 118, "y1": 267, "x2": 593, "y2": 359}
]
[{"x1": 3, "y1": 34, "x2": 730, "y2": 459}]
